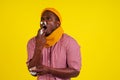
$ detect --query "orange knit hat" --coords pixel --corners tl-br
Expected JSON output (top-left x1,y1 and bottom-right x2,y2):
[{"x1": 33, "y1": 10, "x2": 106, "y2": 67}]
[{"x1": 41, "y1": 8, "x2": 62, "y2": 23}]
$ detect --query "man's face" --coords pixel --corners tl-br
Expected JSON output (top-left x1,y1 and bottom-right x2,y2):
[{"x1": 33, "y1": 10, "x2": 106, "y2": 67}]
[{"x1": 40, "y1": 10, "x2": 60, "y2": 36}]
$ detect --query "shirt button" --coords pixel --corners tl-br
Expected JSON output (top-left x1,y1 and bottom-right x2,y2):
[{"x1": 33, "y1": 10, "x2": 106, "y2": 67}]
[{"x1": 48, "y1": 60, "x2": 50, "y2": 64}]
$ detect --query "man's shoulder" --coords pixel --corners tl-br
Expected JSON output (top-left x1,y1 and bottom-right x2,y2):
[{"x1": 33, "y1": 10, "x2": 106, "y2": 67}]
[
  {"x1": 59, "y1": 33, "x2": 80, "y2": 49},
  {"x1": 60, "y1": 33, "x2": 79, "y2": 45},
  {"x1": 61, "y1": 33, "x2": 76, "y2": 41},
  {"x1": 27, "y1": 37, "x2": 35, "y2": 45}
]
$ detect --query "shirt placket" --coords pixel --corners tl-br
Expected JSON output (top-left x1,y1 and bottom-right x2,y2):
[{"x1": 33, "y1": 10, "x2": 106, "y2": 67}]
[{"x1": 46, "y1": 47, "x2": 52, "y2": 80}]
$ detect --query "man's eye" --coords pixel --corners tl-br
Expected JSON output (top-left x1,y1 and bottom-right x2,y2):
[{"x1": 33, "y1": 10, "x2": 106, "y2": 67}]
[
  {"x1": 47, "y1": 17, "x2": 51, "y2": 20},
  {"x1": 41, "y1": 17, "x2": 44, "y2": 20}
]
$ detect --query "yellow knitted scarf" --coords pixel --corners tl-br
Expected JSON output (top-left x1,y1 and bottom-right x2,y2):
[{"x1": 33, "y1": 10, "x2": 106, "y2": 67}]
[{"x1": 45, "y1": 27, "x2": 63, "y2": 47}]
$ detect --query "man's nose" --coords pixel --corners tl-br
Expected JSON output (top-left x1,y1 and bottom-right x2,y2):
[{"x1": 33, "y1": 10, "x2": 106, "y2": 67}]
[{"x1": 41, "y1": 21, "x2": 47, "y2": 25}]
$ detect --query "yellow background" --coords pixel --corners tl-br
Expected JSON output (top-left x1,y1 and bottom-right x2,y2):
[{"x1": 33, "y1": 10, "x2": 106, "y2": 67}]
[{"x1": 0, "y1": 0, "x2": 120, "y2": 80}]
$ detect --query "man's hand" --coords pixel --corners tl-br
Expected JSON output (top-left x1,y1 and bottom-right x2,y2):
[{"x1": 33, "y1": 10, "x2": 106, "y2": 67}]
[
  {"x1": 30, "y1": 65, "x2": 80, "y2": 78},
  {"x1": 31, "y1": 65, "x2": 50, "y2": 75},
  {"x1": 35, "y1": 29, "x2": 46, "y2": 48},
  {"x1": 29, "y1": 66, "x2": 37, "y2": 76}
]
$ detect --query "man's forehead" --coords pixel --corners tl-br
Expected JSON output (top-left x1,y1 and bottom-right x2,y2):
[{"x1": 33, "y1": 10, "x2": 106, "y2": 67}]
[{"x1": 42, "y1": 10, "x2": 57, "y2": 17}]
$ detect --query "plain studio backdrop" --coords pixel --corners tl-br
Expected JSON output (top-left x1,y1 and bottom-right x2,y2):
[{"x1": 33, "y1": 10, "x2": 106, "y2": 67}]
[{"x1": 0, "y1": 0, "x2": 120, "y2": 80}]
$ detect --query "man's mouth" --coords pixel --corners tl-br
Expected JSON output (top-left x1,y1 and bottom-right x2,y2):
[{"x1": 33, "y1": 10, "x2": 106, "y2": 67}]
[
  {"x1": 40, "y1": 21, "x2": 47, "y2": 30},
  {"x1": 43, "y1": 26, "x2": 47, "y2": 29}
]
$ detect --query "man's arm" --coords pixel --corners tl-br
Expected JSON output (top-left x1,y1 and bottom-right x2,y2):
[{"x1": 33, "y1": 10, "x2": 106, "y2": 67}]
[
  {"x1": 31, "y1": 65, "x2": 80, "y2": 78},
  {"x1": 48, "y1": 67, "x2": 80, "y2": 78},
  {"x1": 27, "y1": 47, "x2": 43, "y2": 69},
  {"x1": 27, "y1": 29, "x2": 46, "y2": 69}
]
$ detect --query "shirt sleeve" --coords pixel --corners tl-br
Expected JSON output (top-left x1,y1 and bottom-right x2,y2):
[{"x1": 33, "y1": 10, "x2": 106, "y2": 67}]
[
  {"x1": 66, "y1": 38, "x2": 82, "y2": 71},
  {"x1": 26, "y1": 38, "x2": 35, "y2": 65}
]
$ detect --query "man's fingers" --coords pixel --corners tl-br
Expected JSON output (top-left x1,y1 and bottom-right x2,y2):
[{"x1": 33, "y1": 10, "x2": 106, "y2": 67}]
[
  {"x1": 29, "y1": 66, "x2": 37, "y2": 70},
  {"x1": 37, "y1": 28, "x2": 46, "y2": 37},
  {"x1": 31, "y1": 69, "x2": 43, "y2": 72},
  {"x1": 41, "y1": 31, "x2": 46, "y2": 37}
]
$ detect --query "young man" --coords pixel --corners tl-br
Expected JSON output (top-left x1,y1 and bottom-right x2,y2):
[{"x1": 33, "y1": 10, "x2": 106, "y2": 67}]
[{"x1": 27, "y1": 8, "x2": 82, "y2": 80}]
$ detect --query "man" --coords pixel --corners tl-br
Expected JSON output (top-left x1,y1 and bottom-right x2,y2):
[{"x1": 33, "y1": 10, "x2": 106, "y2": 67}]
[{"x1": 26, "y1": 8, "x2": 82, "y2": 80}]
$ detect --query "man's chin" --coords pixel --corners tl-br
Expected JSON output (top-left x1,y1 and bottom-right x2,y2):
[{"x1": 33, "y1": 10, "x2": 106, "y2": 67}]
[{"x1": 45, "y1": 30, "x2": 54, "y2": 37}]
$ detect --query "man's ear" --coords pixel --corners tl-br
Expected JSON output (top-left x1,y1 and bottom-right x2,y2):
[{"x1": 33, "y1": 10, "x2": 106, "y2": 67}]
[{"x1": 56, "y1": 21, "x2": 61, "y2": 27}]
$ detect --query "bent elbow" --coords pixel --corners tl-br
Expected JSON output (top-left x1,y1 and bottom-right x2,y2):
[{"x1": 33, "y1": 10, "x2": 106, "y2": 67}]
[{"x1": 73, "y1": 71, "x2": 80, "y2": 77}]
